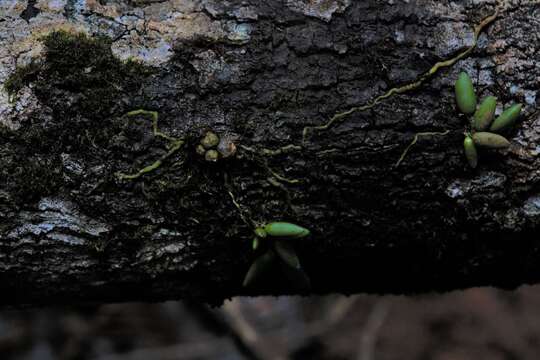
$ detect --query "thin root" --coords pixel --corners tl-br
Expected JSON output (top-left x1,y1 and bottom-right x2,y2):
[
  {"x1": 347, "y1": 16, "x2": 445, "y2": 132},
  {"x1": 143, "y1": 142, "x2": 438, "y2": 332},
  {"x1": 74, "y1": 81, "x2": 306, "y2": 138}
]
[
  {"x1": 267, "y1": 167, "x2": 300, "y2": 184},
  {"x1": 116, "y1": 109, "x2": 185, "y2": 181},
  {"x1": 240, "y1": 145, "x2": 302, "y2": 186},
  {"x1": 116, "y1": 139, "x2": 184, "y2": 180},
  {"x1": 225, "y1": 174, "x2": 256, "y2": 228},
  {"x1": 240, "y1": 144, "x2": 302, "y2": 157},
  {"x1": 302, "y1": 8, "x2": 499, "y2": 144},
  {"x1": 227, "y1": 190, "x2": 256, "y2": 228},
  {"x1": 394, "y1": 130, "x2": 451, "y2": 167}
]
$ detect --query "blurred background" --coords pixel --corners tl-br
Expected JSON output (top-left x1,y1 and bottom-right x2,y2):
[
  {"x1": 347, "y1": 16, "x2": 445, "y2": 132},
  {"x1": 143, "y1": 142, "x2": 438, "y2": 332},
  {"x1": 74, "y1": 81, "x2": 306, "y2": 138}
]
[{"x1": 2, "y1": 285, "x2": 540, "y2": 360}]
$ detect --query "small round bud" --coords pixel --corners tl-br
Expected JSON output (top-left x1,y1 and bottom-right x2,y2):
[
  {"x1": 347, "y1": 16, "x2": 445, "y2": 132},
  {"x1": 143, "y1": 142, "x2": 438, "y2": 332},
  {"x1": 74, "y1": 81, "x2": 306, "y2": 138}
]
[
  {"x1": 201, "y1": 131, "x2": 220, "y2": 149},
  {"x1": 205, "y1": 149, "x2": 219, "y2": 162},
  {"x1": 195, "y1": 144, "x2": 206, "y2": 156}
]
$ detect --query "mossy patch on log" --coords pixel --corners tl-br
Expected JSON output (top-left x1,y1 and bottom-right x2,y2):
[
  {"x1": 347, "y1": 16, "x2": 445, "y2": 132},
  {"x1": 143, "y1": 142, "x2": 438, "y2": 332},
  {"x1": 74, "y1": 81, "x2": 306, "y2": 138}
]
[
  {"x1": 3, "y1": 60, "x2": 41, "y2": 97},
  {"x1": 0, "y1": 31, "x2": 255, "y2": 252},
  {"x1": 6, "y1": 30, "x2": 153, "y2": 119},
  {"x1": 1, "y1": 30, "x2": 154, "y2": 205}
]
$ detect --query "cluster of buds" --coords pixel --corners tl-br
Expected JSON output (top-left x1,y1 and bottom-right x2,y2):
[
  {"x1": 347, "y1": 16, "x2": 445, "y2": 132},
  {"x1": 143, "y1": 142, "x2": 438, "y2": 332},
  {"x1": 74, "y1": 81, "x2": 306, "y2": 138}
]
[{"x1": 195, "y1": 131, "x2": 237, "y2": 162}]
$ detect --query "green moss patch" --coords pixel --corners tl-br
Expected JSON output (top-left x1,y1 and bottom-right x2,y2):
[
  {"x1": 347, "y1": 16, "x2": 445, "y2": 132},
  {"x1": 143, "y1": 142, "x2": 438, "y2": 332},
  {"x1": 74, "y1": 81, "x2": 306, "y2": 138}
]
[
  {"x1": 6, "y1": 30, "x2": 153, "y2": 119},
  {"x1": 1, "y1": 30, "x2": 154, "y2": 206},
  {"x1": 3, "y1": 60, "x2": 40, "y2": 96}
]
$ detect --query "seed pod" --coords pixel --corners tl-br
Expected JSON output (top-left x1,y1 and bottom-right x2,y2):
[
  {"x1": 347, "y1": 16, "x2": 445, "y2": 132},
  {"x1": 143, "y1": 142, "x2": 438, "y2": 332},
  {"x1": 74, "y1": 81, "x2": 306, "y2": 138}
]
[
  {"x1": 472, "y1": 132, "x2": 510, "y2": 149},
  {"x1": 463, "y1": 136, "x2": 478, "y2": 168},
  {"x1": 489, "y1": 103, "x2": 522, "y2": 132},
  {"x1": 473, "y1": 96, "x2": 497, "y2": 131},
  {"x1": 264, "y1": 222, "x2": 310, "y2": 238},
  {"x1": 454, "y1": 72, "x2": 477, "y2": 114},
  {"x1": 274, "y1": 241, "x2": 300, "y2": 269},
  {"x1": 201, "y1": 131, "x2": 220, "y2": 149},
  {"x1": 242, "y1": 251, "x2": 275, "y2": 288}
]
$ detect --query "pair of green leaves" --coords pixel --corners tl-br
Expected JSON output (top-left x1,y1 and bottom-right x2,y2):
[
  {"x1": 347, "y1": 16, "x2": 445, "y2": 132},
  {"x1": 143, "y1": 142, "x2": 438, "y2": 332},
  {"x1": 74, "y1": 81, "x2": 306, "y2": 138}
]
[
  {"x1": 455, "y1": 72, "x2": 522, "y2": 168},
  {"x1": 243, "y1": 222, "x2": 310, "y2": 290}
]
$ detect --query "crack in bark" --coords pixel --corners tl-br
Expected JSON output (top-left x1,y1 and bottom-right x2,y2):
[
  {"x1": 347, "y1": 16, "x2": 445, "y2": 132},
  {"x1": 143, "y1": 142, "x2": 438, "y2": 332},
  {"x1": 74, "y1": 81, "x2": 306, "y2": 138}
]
[{"x1": 20, "y1": 0, "x2": 41, "y2": 22}]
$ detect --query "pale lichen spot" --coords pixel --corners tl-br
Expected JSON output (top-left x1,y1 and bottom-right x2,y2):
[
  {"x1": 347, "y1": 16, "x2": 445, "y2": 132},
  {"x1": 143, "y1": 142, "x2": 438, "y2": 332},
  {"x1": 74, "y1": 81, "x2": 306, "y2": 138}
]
[
  {"x1": 428, "y1": 22, "x2": 475, "y2": 58},
  {"x1": 523, "y1": 195, "x2": 540, "y2": 218},
  {"x1": 7, "y1": 197, "x2": 111, "y2": 245},
  {"x1": 286, "y1": 0, "x2": 351, "y2": 22},
  {"x1": 446, "y1": 172, "x2": 507, "y2": 199}
]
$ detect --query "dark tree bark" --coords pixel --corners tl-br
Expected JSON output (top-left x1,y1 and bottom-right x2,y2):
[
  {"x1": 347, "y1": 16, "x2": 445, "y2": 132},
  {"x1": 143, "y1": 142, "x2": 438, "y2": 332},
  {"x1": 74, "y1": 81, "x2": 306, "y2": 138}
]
[{"x1": 1, "y1": 0, "x2": 539, "y2": 307}]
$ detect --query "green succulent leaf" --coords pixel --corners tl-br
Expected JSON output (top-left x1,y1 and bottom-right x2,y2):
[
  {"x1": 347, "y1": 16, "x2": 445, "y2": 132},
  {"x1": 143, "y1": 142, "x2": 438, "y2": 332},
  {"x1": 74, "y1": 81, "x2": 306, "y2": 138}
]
[
  {"x1": 252, "y1": 237, "x2": 260, "y2": 251},
  {"x1": 263, "y1": 222, "x2": 310, "y2": 238},
  {"x1": 274, "y1": 240, "x2": 301, "y2": 269},
  {"x1": 454, "y1": 72, "x2": 477, "y2": 115},
  {"x1": 278, "y1": 261, "x2": 311, "y2": 291},
  {"x1": 472, "y1": 132, "x2": 510, "y2": 149},
  {"x1": 473, "y1": 96, "x2": 497, "y2": 131},
  {"x1": 463, "y1": 136, "x2": 478, "y2": 168},
  {"x1": 242, "y1": 251, "x2": 275, "y2": 288},
  {"x1": 490, "y1": 103, "x2": 522, "y2": 132}
]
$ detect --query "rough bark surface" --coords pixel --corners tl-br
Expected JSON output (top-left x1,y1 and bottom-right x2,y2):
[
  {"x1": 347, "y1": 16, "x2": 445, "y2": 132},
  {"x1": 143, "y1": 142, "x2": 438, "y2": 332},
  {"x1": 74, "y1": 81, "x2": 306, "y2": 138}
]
[{"x1": 1, "y1": 0, "x2": 540, "y2": 306}]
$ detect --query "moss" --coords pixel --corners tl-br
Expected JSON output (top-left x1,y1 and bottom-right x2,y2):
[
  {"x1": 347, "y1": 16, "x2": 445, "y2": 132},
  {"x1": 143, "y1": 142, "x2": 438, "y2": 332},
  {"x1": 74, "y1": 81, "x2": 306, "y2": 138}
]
[
  {"x1": 5, "y1": 30, "x2": 155, "y2": 153},
  {"x1": 3, "y1": 60, "x2": 41, "y2": 96},
  {"x1": 35, "y1": 30, "x2": 152, "y2": 118},
  {"x1": 0, "y1": 152, "x2": 62, "y2": 204},
  {"x1": 4, "y1": 30, "x2": 152, "y2": 117},
  {"x1": 0, "y1": 124, "x2": 13, "y2": 140},
  {"x1": 1, "y1": 30, "x2": 154, "y2": 207}
]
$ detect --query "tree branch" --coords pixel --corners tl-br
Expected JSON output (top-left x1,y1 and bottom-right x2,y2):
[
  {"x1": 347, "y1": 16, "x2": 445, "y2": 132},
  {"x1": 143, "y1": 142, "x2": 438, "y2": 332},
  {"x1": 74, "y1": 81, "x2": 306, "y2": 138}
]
[{"x1": 1, "y1": 0, "x2": 539, "y2": 306}]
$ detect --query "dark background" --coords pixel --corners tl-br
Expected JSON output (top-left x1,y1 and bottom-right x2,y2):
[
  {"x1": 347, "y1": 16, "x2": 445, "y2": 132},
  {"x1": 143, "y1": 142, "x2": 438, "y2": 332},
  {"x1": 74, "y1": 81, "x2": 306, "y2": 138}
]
[{"x1": 2, "y1": 285, "x2": 540, "y2": 360}]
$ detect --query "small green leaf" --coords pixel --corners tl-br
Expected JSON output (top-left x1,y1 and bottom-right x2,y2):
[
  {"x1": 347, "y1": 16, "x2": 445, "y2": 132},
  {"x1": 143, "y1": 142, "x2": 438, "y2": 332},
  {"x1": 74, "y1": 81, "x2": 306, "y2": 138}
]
[
  {"x1": 242, "y1": 251, "x2": 275, "y2": 288},
  {"x1": 463, "y1": 136, "x2": 478, "y2": 168},
  {"x1": 252, "y1": 237, "x2": 260, "y2": 251},
  {"x1": 490, "y1": 103, "x2": 522, "y2": 132},
  {"x1": 472, "y1": 132, "x2": 510, "y2": 149},
  {"x1": 473, "y1": 96, "x2": 497, "y2": 131},
  {"x1": 454, "y1": 72, "x2": 477, "y2": 115},
  {"x1": 274, "y1": 241, "x2": 300, "y2": 269},
  {"x1": 264, "y1": 222, "x2": 310, "y2": 238},
  {"x1": 278, "y1": 261, "x2": 311, "y2": 291}
]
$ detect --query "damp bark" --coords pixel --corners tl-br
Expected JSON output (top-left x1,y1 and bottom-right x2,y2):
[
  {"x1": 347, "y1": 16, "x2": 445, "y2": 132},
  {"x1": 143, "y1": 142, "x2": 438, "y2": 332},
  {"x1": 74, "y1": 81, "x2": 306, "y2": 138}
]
[{"x1": 1, "y1": 0, "x2": 540, "y2": 307}]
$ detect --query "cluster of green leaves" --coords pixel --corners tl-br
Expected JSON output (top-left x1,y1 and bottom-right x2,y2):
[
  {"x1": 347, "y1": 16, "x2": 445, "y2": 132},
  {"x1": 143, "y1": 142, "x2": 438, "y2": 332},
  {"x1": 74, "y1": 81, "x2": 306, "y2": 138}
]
[
  {"x1": 455, "y1": 72, "x2": 522, "y2": 168},
  {"x1": 243, "y1": 222, "x2": 311, "y2": 290}
]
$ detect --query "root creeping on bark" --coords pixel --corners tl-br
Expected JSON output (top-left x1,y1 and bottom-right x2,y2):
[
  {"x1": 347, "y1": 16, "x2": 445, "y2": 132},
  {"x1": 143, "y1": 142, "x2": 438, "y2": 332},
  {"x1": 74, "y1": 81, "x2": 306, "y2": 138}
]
[
  {"x1": 116, "y1": 110, "x2": 185, "y2": 181},
  {"x1": 394, "y1": 130, "x2": 451, "y2": 167},
  {"x1": 225, "y1": 174, "x2": 257, "y2": 228},
  {"x1": 302, "y1": 6, "x2": 500, "y2": 144},
  {"x1": 239, "y1": 144, "x2": 302, "y2": 157},
  {"x1": 239, "y1": 145, "x2": 302, "y2": 186}
]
